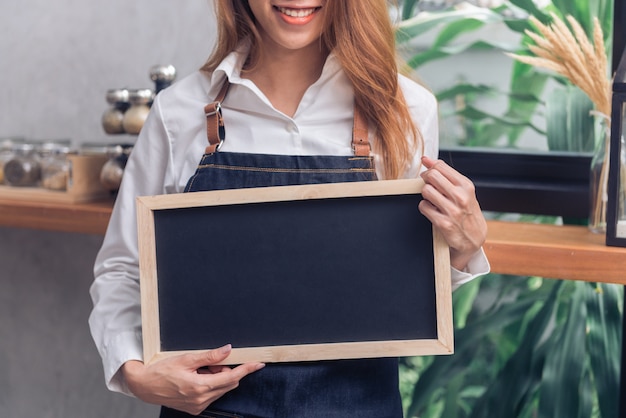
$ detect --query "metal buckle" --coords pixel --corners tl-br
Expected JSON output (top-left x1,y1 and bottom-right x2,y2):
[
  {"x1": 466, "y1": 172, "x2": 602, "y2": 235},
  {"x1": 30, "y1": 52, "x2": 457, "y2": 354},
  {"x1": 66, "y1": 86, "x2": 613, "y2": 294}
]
[
  {"x1": 206, "y1": 101, "x2": 225, "y2": 151},
  {"x1": 205, "y1": 101, "x2": 222, "y2": 117}
]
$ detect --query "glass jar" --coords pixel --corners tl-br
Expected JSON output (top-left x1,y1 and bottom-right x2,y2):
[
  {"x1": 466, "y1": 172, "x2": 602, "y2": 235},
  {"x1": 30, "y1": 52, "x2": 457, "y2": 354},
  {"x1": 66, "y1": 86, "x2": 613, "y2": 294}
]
[
  {"x1": 100, "y1": 144, "x2": 134, "y2": 192},
  {"x1": 102, "y1": 89, "x2": 130, "y2": 135},
  {"x1": 122, "y1": 89, "x2": 154, "y2": 135},
  {"x1": 4, "y1": 143, "x2": 41, "y2": 187},
  {"x1": 0, "y1": 137, "x2": 24, "y2": 184},
  {"x1": 589, "y1": 115, "x2": 611, "y2": 233},
  {"x1": 40, "y1": 143, "x2": 72, "y2": 191}
]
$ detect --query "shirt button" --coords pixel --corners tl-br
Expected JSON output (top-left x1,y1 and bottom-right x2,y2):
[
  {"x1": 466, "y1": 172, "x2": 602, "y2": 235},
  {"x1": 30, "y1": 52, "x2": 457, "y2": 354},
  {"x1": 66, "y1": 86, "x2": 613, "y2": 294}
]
[{"x1": 286, "y1": 123, "x2": 299, "y2": 134}]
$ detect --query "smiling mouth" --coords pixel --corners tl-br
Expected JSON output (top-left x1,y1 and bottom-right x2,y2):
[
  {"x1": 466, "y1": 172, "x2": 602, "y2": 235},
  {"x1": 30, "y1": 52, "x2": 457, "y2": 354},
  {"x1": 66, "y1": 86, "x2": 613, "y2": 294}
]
[{"x1": 275, "y1": 6, "x2": 321, "y2": 18}]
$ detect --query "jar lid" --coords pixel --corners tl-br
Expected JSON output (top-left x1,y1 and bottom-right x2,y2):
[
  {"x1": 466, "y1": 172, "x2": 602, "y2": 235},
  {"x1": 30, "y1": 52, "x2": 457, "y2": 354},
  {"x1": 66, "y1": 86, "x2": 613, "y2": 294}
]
[
  {"x1": 150, "y1": 65, "x2": 177, "y2": 82},
  {"x1": 36, "y1": 140, "x2": 72, "y2": 155},
  {"x1": 106, "y1": 89, "x2": 130, "y2": 105},
  {"x1": 79, "y1": 142, "x2": 111, "y2": 155},
  {"x1": 0, "y1": 136, "x2": 25, "y2": 150},
  {"x1": 106, "y1": 143, "x2": 134, "y2": 156},
  {"x1": 11, "y1": 142, "x2": 36, "y2": 153},
  {"x1": 128, "y1": 89, "x2": 154, "y2": 105}
]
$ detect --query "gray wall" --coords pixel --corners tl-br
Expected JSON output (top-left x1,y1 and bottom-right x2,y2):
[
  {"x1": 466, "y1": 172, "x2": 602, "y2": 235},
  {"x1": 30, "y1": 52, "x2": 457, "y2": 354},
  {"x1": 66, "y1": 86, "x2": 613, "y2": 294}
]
[
  {"x1": 1, "y1": 1, "x2": 215, "y2": 145},
  {"x1": 0, "y1": 1, "x2": 216, "y2": 416}
]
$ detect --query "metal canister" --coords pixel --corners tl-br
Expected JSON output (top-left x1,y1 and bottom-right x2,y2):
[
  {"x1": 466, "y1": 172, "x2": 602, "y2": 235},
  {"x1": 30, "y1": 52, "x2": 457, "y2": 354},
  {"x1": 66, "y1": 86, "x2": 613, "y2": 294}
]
[
  {"x1": 150, "y1": 64, "x2": 177, "y2": 94},
  {"x1": 99, "y1": 144, "x2": 134, "y2": 192},
  {"x1": 122, "y1": 89, "x2": 154, "y2": 135},
  {"x1": 102, "y1": 89, "x2": 130, "y2": 134}
]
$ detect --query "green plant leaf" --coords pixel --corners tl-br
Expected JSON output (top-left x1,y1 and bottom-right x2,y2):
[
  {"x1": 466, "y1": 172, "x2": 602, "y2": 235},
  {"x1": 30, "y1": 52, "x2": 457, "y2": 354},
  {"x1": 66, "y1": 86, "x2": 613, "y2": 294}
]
[
  {"x1": 551, "y1": 0, "x2": 591, "y2": 33},
  {"x1": 546, "y1": 84, "x2": 595, "y2": 152},
  {"x1": 395, "y1": 6, "x2": 505, "y2": 44},
  {"x1": 453, "y1": 275, "x2": 482, "y2": 329},
  {"x1": 407, "y1": 282, "x2": 540, "y2": 417},
  {"x1": 432, "y1": 18, "x2": 486, "y2": 48},
  {"x1": 441, "y1": 374, "x2": 464, "y2": 418},
  {"x1": 537, "y1": 281, "x2": 588, "y2": 418},
  {"x1": 455, "y1": 105, "x2": 545, "y2": 134},
  {"x1": 585, "y1": 282, "x2": 622, "y2": 418},
  {"x1": 435, "y1": 83, "x2": 542, "y2": 103},
  {"x1": 405, "y1": 39, "x2": 517, "y2": 69},
  {"x1": 467, "y1": 282, "x2": 563, "y2": 418},
  {"x1": 400, "y1": 0, "x2": 419, "y2": 20},
  {"x1": 502, "y1": 61, "x2": 551, "y2": 145},
  {"x1": 577, "y1": 369, "x2": 595, "y2": 418},
  {"x1": 509, "y1": 0, "x2": 548, "y2": 20}
]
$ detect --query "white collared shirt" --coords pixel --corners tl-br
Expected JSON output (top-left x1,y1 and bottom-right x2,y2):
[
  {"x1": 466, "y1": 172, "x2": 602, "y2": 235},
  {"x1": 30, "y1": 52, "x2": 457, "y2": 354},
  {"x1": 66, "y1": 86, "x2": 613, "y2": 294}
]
[{"x1": 89, "y1": 49, "x2": 489, "y2": 395}]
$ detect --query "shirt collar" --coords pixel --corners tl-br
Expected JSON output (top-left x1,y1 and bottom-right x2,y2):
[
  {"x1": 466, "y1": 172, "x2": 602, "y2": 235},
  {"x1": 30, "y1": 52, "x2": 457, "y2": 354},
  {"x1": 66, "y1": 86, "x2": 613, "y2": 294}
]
[
  {"x1": 207, "y1": 41, "x2": 342, "y2": 101},
  {"x1": 206, "y1": 42, "x2": 250, "y2": 100}
]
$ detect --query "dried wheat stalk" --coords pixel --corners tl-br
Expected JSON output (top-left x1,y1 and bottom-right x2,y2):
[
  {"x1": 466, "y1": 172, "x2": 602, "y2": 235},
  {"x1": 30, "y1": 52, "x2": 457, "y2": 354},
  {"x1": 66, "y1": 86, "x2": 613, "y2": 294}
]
[
  {"x1": 507, "y1": 13, "x2": 611, "y2": 116},
  {"x1": 507, "y1": 13, "x2": 612, "y2": 230}
]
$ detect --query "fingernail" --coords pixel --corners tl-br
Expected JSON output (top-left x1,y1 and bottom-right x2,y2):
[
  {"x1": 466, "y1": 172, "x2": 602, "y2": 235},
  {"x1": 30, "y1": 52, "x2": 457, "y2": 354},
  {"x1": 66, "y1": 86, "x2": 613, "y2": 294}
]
[
  {"x1": 256, "y1": 363, "x2": 266, "y2": 371},
  {"x1": 219, "y1": 344, "x2": 232, "y2": 354}
]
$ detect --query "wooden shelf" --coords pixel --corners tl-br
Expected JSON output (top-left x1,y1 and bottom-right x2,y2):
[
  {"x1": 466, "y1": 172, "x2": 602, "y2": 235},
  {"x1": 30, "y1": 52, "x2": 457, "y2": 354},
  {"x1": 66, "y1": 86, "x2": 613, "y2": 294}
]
[
  {"x1": 1, "y1": 198, "x2": 625, "y2": 284},
  {"x1": 0, "y1": 196, "x2": 114, "y2": 235},
  {"x1": 484, "y1": 220, "x2": 626, "y2": 285}
]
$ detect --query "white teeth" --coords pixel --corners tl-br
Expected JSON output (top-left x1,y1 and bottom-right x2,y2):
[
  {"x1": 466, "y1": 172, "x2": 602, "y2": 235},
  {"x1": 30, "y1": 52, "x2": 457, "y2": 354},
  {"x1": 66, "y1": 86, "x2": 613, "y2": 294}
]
[{"x1": 278, "y1": 7, "x2": 316, "y2": 18}]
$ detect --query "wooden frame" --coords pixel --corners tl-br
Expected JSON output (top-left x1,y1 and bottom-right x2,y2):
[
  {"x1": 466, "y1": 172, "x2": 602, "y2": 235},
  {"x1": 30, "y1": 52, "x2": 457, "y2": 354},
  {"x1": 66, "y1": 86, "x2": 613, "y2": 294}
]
[
  {"x1": 137, "y1": 178, "x2": 452, "y2": 366},
  {"x1": 607, "y1": 47, "x2": 626, "y2": 247}
]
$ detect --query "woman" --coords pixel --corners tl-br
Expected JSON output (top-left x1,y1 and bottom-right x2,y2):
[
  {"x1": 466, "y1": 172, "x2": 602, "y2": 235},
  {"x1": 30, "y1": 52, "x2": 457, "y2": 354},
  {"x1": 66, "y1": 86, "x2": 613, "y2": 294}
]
[{"x1": 89, "y1": 0, "x2": 490, "y2": 416}]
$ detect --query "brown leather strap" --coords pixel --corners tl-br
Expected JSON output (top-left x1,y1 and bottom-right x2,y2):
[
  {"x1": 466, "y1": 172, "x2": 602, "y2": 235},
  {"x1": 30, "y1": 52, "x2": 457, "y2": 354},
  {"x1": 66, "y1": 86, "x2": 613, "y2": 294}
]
[
  {"x1": 205, "y1": 80, "x2": 371, "y2": 156},
  {"x1": 204, "y1": 81, "x2": 231, "y2": 154},
  {"x1": 352, "y1": 104, "x2": 371, "y2": 157}
]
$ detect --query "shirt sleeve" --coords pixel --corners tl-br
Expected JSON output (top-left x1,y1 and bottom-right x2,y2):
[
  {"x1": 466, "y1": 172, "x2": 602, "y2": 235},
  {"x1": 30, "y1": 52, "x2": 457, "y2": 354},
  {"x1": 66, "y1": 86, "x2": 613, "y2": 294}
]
[
  {"x1": 88, "y1": 95, "x2": 173, "y2": 395},
  {"x1": 398, "y1": 75, "x2": 491, "y2": 289},
  {"x1": 451, "y1": 248, "x2": 490, "y2": 291}
]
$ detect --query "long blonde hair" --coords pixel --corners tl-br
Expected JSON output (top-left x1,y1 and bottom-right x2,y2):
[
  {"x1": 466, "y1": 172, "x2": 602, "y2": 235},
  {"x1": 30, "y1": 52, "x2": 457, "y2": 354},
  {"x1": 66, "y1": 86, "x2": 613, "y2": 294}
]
[{"x1": 202, "y1": 0, "x2": 422, "y2": 179}]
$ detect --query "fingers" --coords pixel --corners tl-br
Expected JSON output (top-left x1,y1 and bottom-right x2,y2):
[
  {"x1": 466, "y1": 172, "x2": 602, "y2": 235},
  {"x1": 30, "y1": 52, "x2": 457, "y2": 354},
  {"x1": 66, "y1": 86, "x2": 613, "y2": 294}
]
[
  {"x1": 197, "y1": 361, "x2": 265, "y2": 386},
  {"x1": 129, "y1": 347, "x2": 265, "y2": 416},
  {"x1": 188, "y1": 362, "x2": 265, "y2": 414},
  {"x1": 420, "y1": 158, "x2": 476, "y2": 220},
  {"x1": 421, "y1": 156, "x2": 468, "y2": 186},
  {"x1": 198, "y1": 365, "x2": 231, "y2": 374},
  {"x1": 418, "y1": 156, "x2": 481, "y2": 228},
  {"x1": 185, "y1": 345, "x2": 265, "y2": 391},
  {"x1": 184, "y1": 344, "x2": 233, "y2": 369},
  {"x1": 183, "y1": 345, "x2": 265, "y2": 398},
  {"x1": 122, "y1": 346, "x2": 265, "y2": 415},
  {"x1": 419, "y1": 156, "x2": 487, "y2": 271},
  {"x1": 183, "y1": 345, "x2": 265, "y2": 376}
]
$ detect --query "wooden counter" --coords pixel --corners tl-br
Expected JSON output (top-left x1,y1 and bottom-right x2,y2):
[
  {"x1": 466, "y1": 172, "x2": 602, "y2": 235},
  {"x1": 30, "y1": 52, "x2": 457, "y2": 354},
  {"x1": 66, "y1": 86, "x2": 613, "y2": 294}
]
[
  {"x1": 1, "y1": 197, "x2": 625, "y2": 284},
  {"x1": 0, "y1": 196, "x2": 114, "y2": 235},
  {"x1": 485, "y1": 220, "x2": 626, "y2": 284}
]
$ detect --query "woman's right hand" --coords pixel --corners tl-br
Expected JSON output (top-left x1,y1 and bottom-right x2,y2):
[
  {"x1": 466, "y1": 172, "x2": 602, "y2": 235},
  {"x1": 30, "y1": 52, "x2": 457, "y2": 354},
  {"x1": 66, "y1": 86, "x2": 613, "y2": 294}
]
[{"x1": 122, "y1": 344, "x2": 265, "y2": 415}]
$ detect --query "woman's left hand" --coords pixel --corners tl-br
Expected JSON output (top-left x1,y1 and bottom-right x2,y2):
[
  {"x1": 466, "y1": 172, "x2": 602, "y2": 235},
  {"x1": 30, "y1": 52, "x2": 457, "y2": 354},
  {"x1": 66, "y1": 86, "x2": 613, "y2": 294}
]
[{"x1": 418, "y1": 156, "x2": 488, "y2": 272}]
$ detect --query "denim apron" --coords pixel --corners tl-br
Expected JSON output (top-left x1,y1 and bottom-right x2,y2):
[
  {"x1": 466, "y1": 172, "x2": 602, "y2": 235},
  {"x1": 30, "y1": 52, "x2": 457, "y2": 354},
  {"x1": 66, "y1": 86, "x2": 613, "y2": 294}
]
[{"x1": 159, "y1": 81, "x2": 403, "y2": 418}]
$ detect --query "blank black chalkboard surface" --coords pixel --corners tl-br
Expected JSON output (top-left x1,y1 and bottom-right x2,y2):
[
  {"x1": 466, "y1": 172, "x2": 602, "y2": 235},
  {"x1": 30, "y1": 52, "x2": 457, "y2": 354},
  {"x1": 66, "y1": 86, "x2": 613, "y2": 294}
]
[{"x1": 137, "y1": 178, "x2": 452, "y2": 366}]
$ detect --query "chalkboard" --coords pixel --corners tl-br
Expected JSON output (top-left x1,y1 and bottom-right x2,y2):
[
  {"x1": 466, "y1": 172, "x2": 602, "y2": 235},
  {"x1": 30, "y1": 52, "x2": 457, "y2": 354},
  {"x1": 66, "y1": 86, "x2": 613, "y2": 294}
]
[{"x1": 137, "y1": 179, "x2": 452, "y2": 366}]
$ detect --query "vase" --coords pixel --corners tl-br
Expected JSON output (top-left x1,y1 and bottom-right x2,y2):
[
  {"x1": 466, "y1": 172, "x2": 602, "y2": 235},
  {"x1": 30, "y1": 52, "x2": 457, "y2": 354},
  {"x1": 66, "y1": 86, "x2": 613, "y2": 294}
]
[{"x1": 588, "y1": 115, "x2": 611, "y2": 233}]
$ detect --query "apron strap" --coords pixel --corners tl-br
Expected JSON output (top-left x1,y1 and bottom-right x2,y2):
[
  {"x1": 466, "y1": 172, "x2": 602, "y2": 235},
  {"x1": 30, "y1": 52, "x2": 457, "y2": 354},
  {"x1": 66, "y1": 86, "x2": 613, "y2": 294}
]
[
  {"x1": 204, "y1": 80, "x2": 371, "y2": 156},
  {"x1": 352, "y1": 104, "x2": 370, "y2": 157},
  {"x1": 204, "y1": 81, "x2": 231, "y2": 154}
]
